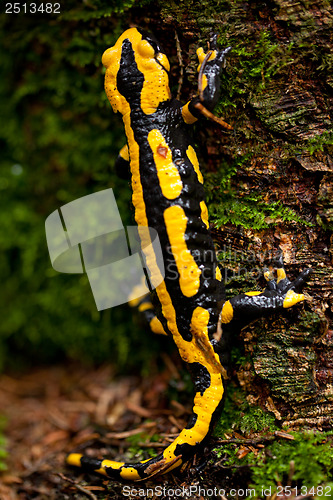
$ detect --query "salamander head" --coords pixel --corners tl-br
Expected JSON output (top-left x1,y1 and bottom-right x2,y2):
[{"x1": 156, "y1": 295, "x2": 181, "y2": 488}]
[{"x1": 102, "y1": 28, "x2": 171, "y2": 116}]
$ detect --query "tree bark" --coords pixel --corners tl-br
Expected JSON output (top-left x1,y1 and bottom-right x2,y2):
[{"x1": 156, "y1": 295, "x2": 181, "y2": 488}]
[{"x1": 157, "y1": 0, "x2": 333, "y2": 428}]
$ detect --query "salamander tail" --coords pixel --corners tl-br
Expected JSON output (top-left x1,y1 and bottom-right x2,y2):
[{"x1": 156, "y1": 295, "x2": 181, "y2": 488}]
[{"x1": 66, "y1": 451, "x2": 182, "y2": 481}]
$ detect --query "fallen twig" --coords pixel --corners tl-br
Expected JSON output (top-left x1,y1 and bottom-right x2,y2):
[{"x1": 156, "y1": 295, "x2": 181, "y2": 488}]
[
  {"x1": 58, "y1": 473, "x2": 99, "y2": 500},
  {"x1": 213, "y1": 430, "x2": 294, "y2": 447}
]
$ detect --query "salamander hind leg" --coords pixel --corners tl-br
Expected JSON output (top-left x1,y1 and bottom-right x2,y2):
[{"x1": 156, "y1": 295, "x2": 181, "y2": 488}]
[{"x1": 221, "y1": 253, "x2": 312, "y2": 327}]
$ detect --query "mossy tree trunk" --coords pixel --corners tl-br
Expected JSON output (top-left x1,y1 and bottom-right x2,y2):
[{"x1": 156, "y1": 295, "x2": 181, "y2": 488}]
[{"x1": 155, "y1": 0, "x2": 333, "y2": 428}]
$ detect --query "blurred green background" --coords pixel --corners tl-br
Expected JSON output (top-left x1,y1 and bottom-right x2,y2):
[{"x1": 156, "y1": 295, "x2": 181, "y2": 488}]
[{"x1": 0, "y1": 1, "x2": 165, "y2": 373}]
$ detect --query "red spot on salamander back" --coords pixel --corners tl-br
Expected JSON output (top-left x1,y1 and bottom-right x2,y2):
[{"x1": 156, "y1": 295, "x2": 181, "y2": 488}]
[{"x1": 157, "y1": 144, "x2": 168, "y2": 158}]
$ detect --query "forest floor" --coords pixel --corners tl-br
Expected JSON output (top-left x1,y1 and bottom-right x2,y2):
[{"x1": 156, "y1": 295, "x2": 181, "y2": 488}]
[{"x1": 0, "y1": 362, "x2": 242, "y2": 500}]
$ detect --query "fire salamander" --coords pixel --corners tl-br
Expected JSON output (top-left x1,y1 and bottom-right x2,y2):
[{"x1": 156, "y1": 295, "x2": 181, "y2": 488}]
[{"x1": 66, "y1": 27, "x2": 311, "y2": 481}]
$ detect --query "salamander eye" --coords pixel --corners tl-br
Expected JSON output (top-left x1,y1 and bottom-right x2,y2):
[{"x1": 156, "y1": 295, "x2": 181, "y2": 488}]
[{"x1": 137, "y1": 40, "x2": 155, "y2": 58}]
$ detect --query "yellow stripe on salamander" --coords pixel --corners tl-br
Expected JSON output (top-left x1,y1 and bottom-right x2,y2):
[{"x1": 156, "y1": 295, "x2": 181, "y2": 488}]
[
  {"x1": 154, "y1": 284, "x2": 221, "y2": 371},
  {"x1": 161, "y1": 307, "x2": 224, "y2": 458},
  {"x1": 182, "y1": 102, "x2": 198, "y2": 124},
  {"x1": 283, "y1": 289, "x2": 304, "y2": 308},
  {"x1": 221, "y1": 300, "x2": 233, "y2": 324},
  {"x1": 197, "y1": 48, "x2": 217, "y2": 66},
  {"x1": 186, "y1": 145, "x2": 203, "y2": 183},
  {"x1": 201, "y1": 74, "x2": 208, "y2": 92},
  {"x1": 119, "y1": 144, "x2": 129, "y2": 161},
  {"x1": 66, "y1": 453, "x2": 84, "y2": 468},
  {"x1": 200, "y1": 200, "x2": 209, "y2": 229},
  {"x1": 148, "y1": 129, "x2": 183, "y2": 199},
  {"x1": 138, "y1": 301, "x2": 154, "y2": 312},
  {"x1": 277, "y1": 268, "x2": 287, "y2": 283},
  {"x1": 163, "y1": 205, "x2": 201, "y2": 297},
  {"x1": 97, "y1": 459, "x2": 125, "y2": 476},
  {"x1": 132, "y1": 31, "x2": 171, "y2": 114},
  {"x1": 120, "y1": 466, "x2": 141, "y2": 480},
  {"x1": 109, "y1": 80, "x2": 163, "y2": 291},
  {"x1": 103, "y1": 28, "x2": 171, "y2": 116},
  {"x1": 150, "y1": 316, "x2": 168, "y2": 335}
]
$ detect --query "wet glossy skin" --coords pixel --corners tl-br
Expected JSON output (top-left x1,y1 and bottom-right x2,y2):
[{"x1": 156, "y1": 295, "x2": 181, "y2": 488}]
[{"x1": 66, "y1": 28, "x2": 311, "y2": 481}]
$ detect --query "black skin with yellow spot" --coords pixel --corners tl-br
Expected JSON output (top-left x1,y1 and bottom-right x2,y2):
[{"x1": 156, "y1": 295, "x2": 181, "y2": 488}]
[
  {"x1": 66, "y1": 28, "x2": 311, "y2": 481},
  {"x1": 113, "y1": 32, "x2": 224, "y2": 344}
]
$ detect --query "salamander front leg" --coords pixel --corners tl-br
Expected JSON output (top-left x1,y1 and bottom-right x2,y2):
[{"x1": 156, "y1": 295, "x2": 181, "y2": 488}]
[
  {"x1": 221, "y1": 254, "x2": 312, "y2": 329},
  {"x1": 181, "y1": 35, "x2": 232, "y2": 127}
]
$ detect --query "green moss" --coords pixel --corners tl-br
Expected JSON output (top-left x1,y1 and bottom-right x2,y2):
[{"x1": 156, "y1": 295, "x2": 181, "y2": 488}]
[
  {"x1": 276, "y1": 132, "x2": 333, "y2": 160},
  {"x1": 239, "y1": 407, "x2": 278, "y2": 435},
  {"x1": 213, "y1": 383, "x2": 333, "y2": 491},
  {"x1": 205, "y1": 168, "x2": 311, "y2": 230},
  {"x1": 161, "y1": 0, "x2": 295, "y2": 111},
  {"x1": 0, "y1": 1, "x2": 166, "y2": 372},
  {"x1": 213, "y1": 28, "x2": 295, "y2": 123},
  {"x1": 214, "y1": 425, "x2": 333, "y2": 493},
  {"x1": 213, "y1": 386, "x2": 243, "y2": 436},
  {"x1": 248, "y1": 431, "x2": 333, "y2": 491},
  {"x1": 306, "y1": 131, "x2": 333, "y2": 155},
  {"x1": 214, "y1": 389, "x2": 279, "y2": 438}
]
